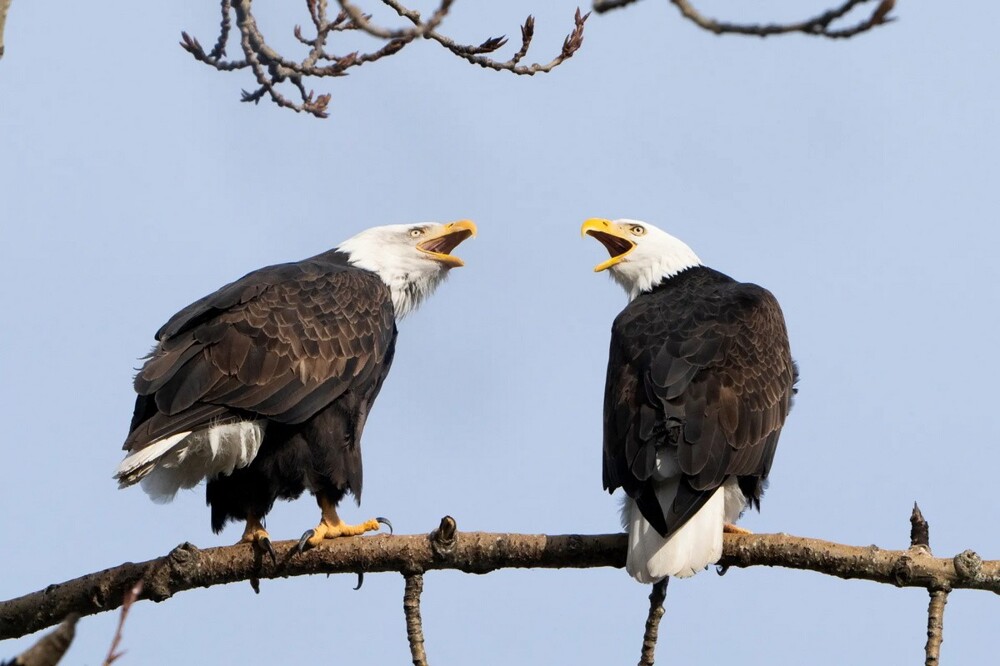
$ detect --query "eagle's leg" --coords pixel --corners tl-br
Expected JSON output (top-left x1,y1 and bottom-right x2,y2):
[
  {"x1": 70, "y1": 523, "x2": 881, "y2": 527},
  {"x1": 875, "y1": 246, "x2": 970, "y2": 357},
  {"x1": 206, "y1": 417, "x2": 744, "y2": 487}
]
[
  {"x1": 296, "y1": 495, "x2": 390, "y2": 552},
  {"x1": 241, "y1": 515, "x2": 276, "y2": 563},
  {"x1": 723, "y1": 523, "x2": 753, "y2": 535}
]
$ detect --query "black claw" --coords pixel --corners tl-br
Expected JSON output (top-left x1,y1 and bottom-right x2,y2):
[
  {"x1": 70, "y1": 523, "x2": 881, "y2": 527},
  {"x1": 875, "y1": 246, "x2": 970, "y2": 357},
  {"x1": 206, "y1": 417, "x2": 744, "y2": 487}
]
[
  {"x1": 297, "y1": 529, "x2": 315, "y2": 554},
  {"x1": 354, "y1": 572, "x2": 364, "y2": 590},
  {"x1": 376, "y1": 517, "x2": 393, "y2": 534},
  {"x1": 260, "y1": 537, "x2": 276, "y2": 564}
]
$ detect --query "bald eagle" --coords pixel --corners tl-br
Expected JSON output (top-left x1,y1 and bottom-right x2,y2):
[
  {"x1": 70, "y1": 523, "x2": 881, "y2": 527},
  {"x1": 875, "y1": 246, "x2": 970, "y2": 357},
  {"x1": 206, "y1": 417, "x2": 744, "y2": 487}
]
[
  {"x1": 583, "y1": 218, "x2": 796, "y2": 583},
  {"x1": 115, "y1": 221, "x2": 476, "y2": 555}
]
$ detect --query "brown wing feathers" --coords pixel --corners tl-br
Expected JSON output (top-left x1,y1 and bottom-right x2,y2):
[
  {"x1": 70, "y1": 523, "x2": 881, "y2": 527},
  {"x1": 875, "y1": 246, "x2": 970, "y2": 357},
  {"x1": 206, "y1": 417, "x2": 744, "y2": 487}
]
[
  {"x1": 604, "y1": 267, "x2": 796, "y2": 537},
  {"x1": 125, "y1": 264, "x2": 395, "y2": 454}
]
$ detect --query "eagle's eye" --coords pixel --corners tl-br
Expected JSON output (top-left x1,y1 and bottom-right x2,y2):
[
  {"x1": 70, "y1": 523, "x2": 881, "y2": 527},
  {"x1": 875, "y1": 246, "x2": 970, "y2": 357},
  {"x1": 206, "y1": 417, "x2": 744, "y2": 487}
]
[
  {"x1": 630, "y1": 225, "x2": 646, "y2": 236},
  {"x1": 409, "y1": 228, "x2": 425, "y2": 238}
]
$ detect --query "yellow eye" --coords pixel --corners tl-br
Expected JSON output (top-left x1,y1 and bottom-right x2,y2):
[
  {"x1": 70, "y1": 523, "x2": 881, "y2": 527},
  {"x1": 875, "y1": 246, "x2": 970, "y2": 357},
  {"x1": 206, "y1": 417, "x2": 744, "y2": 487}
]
[
  {"x1": 631, "y1": 225, "x2": 645, "y2": 236},
  {"x1": 409, "y1": 228, "x2": 425, "y2": 238}
]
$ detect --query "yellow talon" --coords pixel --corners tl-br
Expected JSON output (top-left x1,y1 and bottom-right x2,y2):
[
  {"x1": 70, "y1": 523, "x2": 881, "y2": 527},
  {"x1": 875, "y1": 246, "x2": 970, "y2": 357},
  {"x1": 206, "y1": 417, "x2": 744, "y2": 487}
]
[
  {"x1": 240, "y1": 515, "x2": 276, "y2": 563},
  {"x1": 299, "y1": 496, "x2": 386, "y2": 550},
  {"x1": 241, "y1": 516, "x2": 271, "y2": 544},
  {"x1": 723, "y1": 523, "x2": 754, "y2": 535}
]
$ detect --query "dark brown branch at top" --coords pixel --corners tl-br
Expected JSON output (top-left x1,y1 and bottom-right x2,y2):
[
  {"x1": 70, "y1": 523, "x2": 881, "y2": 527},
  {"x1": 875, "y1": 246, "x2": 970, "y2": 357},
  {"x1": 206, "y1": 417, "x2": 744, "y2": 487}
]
[
  {"x1": 2, "y1": 517, "x2": 998, "y2": 642},
  {"x1": 594, "y1": 0, "x2": 896, "y2": 39},
  {"x1": 181, "y1": 0, "x2": 587, "y2": 118},
  {"x1": 638, "y1": 579, "x2": 667, "y2": 666}
]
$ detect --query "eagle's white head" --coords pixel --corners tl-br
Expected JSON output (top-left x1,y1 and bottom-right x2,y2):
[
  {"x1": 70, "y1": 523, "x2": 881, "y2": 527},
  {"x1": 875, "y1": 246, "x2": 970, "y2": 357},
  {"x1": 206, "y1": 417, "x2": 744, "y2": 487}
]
[
  {"x1": 581, "y1": 218, "x2": 702, "y2": 300},
  {"x1": 338, "y1": 220, "x2": 477, "y2": 318}
]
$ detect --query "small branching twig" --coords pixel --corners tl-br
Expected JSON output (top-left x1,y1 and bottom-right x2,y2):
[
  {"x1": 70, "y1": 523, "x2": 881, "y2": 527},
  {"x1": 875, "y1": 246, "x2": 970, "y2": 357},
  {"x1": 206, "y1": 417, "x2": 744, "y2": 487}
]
[
  {"x1": 637, "y1": 579, "x2": 667, "y2": 666},
  {"x1": 102, "y1": 581, "x2": 143, "y2": 666},
  {"x1": 4, "y1": 614, "x2": 78, "y2": 666},
  {"x1": 594, "y1": 0, "x2": 896, "y2": 39},
  {"x1": 924, "y1": 588, "x2": 948, "y2": 666},
  {"x1": 181, "y1": 0, "x2": 587, "y2": 117},
  {"x1": 403, "y1": 574, "x2": 428, "y2": 666}
]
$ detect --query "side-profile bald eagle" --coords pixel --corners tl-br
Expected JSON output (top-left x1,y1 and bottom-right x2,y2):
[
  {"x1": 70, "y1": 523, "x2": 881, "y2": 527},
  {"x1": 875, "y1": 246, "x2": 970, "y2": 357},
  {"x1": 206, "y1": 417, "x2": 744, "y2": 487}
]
[
  {"x1": 115, "y1": 221, "x2": 476, "y2": 555},
  {"x1": 582, "y1": 218, "x2": 796, "y2": 583}
]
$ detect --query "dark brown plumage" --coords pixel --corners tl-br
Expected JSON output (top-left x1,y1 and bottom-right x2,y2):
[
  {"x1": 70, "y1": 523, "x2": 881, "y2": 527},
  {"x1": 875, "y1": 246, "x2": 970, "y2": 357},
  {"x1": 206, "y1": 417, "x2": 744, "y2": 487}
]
[
  {"x1": 603, "y1": 266, "x2": 797, "y2": 538},
  {"x1": 115, "y1": 221, "x2": 476, "y2": 553},
  {"x1": 122, "y1": 250, "x2": 396, "y2": 531}
]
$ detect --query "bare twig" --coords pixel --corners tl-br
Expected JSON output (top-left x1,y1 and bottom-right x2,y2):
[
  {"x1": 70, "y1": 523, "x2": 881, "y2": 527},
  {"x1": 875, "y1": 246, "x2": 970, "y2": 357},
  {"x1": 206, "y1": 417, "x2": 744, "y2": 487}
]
[
  {"x1": 403, "y1": 574, "x2": 428, "y2": 666},
  {"x1": 0, "y1": 0, "x2": 11, "y2": 60},
  {"x1": 2, "y1": 519, "x2": 997, "y2": 641},
  {"x1": 594, "y1": 0, "x2": 896, "y2": 39},
  {"x1": 924, "y1": 588, "x2": 949, "y2": 666},
  {"x1": 102, "y1": 581, "x2": 143, "y2": 666},
  {"x1": 5, "y1": 614, "x2": 77, "y2": 666},
  {"x1": 181, "y1": 0, "x2": 587, "y2": 117},
  {"x1": 638, "y1": 579, "x2": 667, "y2": 666}
]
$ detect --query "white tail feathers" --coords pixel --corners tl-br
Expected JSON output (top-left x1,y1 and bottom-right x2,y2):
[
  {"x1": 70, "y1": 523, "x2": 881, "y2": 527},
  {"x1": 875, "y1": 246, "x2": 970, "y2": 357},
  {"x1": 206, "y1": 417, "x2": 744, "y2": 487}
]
[
  {"x1": 623, "y1": 482, "x2": 726, "y2": 583},
  {"x1": 114, "y1": 421, "x2": 265, "y2": 503}
]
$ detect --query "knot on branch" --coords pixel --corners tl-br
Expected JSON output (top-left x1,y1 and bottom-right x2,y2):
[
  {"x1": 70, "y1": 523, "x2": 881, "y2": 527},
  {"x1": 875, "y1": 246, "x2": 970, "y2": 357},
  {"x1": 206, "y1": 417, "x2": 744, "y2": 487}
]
[
  {"x1": 430, "y1": 516, "x2": 457, "y2": 559},
  {"x1": 144, "y1": 543, "x2": 202, "y2": 602},
  {"x1": 953, "y1": 550, "x2": 983, "y2": 582},
  {"x1": 891, "y1": 554, "x2": 914, "y2": 587},
  {"x1": 167, "y1": 542, "x2": 200, "y2": 565}
]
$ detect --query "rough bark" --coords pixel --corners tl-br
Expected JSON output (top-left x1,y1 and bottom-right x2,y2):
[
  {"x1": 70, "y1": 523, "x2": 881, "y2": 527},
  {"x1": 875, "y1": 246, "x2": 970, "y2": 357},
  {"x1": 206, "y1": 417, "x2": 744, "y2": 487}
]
[{"x1": 2, "y1": 519, "x2": 996, "y2": 641}]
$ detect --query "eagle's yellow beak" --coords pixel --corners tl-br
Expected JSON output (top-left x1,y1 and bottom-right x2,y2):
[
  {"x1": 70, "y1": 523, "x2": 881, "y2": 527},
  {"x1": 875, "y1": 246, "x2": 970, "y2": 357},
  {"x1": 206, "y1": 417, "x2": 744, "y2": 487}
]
[
  {"x1": 581, "y1": 218, "x2": 636, "y2": 272},
  {"x1": 418, "y1": 220, "x2": 477, "y2": 267}
]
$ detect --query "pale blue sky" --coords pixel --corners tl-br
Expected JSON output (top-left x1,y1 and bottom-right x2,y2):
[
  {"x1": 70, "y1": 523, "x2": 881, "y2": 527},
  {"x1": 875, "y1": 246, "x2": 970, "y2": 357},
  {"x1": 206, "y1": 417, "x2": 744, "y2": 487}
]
[{"x1": 2, "y1": 1, "x2": 998, "y2": 663}]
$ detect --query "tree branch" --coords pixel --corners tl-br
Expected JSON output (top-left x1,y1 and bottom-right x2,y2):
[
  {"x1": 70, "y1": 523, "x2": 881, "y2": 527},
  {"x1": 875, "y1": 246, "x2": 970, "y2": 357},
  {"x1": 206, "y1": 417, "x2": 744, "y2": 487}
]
[
  {"x1": 593, "y1": 0, "x2": 896, "y2": 39},
  {"x1": 3, "y1": 614, "x2": 77, "y2": 666},
  {"x1": 1, "y1": 519, "x2": 996, "y2": 641},
  {"x1": 402, "y1": 574, "x2": 427, "y2": 666},
  {"x1": 101, "y1": 582, "x2": 142, "y2": 666},
  {"x1": 637, "y1": 579, "x2": 667, "y2": 666},
  {"x1": 181, "y1": 0, "x2": 587, "y2": 117},
  {"x1": 924, "y1": 588, "x2": 948, "y2": 666}
]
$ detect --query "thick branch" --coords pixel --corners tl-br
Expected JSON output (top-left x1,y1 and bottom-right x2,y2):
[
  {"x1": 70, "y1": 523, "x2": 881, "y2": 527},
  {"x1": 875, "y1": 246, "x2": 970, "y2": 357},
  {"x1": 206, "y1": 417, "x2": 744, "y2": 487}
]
[
  {"x1": 924, "y1": 588, "x2": 948, "y2": 666},
  {"x1": 1, "y1": 527, "x2": 996, "y2": 641}
]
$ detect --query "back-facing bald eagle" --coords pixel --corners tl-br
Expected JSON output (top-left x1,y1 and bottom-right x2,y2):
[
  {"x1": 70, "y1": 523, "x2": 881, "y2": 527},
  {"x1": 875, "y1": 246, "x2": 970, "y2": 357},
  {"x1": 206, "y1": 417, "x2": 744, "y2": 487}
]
[
  {"x1": 115, "y1": 221, "x2": 476, "y2": 556},
  {"x1": 583, "y1": 218, "x2": 797, "y2": 583}
]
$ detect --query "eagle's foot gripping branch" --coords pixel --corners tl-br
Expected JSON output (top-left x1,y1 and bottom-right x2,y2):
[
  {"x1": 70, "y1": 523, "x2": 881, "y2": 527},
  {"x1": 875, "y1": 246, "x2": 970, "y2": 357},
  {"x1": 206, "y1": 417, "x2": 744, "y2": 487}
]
[
  {"x1": 297, "y1": 517, "x2": 392, "y2": 552},
  {"x1": 241, "y1": 518, "x2": 276, "y2": 564}
]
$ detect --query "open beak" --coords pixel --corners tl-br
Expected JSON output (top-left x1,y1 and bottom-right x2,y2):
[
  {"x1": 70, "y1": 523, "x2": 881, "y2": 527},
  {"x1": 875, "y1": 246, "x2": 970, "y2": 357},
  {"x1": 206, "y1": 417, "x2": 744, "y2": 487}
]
[
  {"x1": 418, "y1": 220, "x2": 477, "y2": 268},
  {"x1": 581, "y1": 218, "x2": 635, "y2": 272}
]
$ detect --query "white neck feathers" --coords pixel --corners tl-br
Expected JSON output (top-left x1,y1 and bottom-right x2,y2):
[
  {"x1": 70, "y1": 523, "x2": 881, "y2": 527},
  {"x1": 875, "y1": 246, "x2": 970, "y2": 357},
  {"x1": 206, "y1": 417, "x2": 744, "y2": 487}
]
[
  {"x1": 610, "y1": 231, "x2": 702, "y2": 301},
  {"x1": 337, "y1": 230, "x2": 449, "y2": 319}
]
